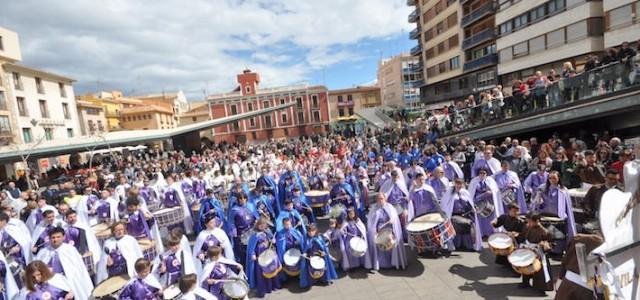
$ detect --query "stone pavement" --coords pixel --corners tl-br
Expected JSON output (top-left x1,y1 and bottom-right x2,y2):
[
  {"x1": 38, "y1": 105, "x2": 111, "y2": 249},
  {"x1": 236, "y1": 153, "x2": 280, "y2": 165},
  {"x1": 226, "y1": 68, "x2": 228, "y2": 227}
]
[{"x1": 257, "y1": 244, "x2": 558, "y2": 300}]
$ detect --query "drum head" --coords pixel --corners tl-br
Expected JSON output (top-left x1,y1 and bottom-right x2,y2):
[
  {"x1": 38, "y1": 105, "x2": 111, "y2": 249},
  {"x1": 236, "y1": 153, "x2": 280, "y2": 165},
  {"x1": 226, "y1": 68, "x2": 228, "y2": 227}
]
[
  {"x1": 138, "y1": 239, "x2": 154, "y2": 251},
  {"x1": 223, "y1": 278, "x2": 249, "y2": 299},
  {"x1": 508, "y1": 249, "x2": 536, "y2": 267},
  {"x1": 310, "y1": 256, "x2": 325, "y2": 269},
  {"x1": 163, "y1": 284, "x2": 181, "y2": 300},
  {"x1": 488, "y1": 233, "x2": 512, "y2": 248},
  {"x1": 406, "y1": 213, "x2": 443, "y2": 232},
  {"x1": 258, "y1": 249, "x2": 276, "y2": 267},
  {"x1": 540, "y1": 216, "x2": 562, "y2": 222},
  {"x1": 375, "y1": 227, "x2": 393, "y2": 243},
  {"x1": 93, "y1": 275, "x2": 129, "y2": 297},
  {"x1": 283, "y1": 248, "x2": 301, "y2": 266},
  {"x1": 349, "y1": 237, "x2": 367, "y2": 251}
]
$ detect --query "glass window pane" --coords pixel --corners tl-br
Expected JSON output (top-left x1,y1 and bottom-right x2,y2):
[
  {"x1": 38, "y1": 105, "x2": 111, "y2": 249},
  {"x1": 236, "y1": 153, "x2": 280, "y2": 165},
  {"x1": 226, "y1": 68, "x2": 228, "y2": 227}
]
[
  {"x1": 513, "y1": 41, "x2": 528, "y2": 57},
  {"x1": 566, "y1": 20, "x2": 587, "y2": 42},
  {"x1": 546, "y1": 28, "x2": 565, "y2": 48},
  {"x1": 608, "y1": 4, "x2": 632, "y2": 29},
  {"x1": 500, "y1": 48, "x2": 513, "y2": 62},
  {"x1": 529, "y1": 35, "x2": 546, "y2": 53}
]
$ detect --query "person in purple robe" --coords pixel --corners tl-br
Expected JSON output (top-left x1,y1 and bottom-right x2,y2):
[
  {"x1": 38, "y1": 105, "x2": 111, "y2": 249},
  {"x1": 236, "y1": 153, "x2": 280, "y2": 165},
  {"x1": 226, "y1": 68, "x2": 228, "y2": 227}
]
[
  {"x1": 24, "y1": 261, "x2": 73, "y2": 300},
  {"x1": 531, "y1": 171, "x2": 576, "y2": 254},
  {"x1": 427, "y1": 167, "x2": 450, "y2": 201},
  {"x1": 201, "y1": 246, "x2": 243, "y2": 299},
  {"x1": 119, "y1": 258, "x2": 162, "y2": 300},
  {"x1": 155, "y1": 236, "x2": 196, "y2": 287},
  {"x1": 227, "y1": 194, "x2": 257, "y2": 266},
  {"x1": 379, "y1": 170, "x2": 412, "y2": 241},
  {"x1": 300, "y1": 223, "x2": 338, "y2": 288},
  {"x1": 96, "y1": 190, "x2": 118, "y2": 223},
  {"x1": 329, "y1": 173, "x2": 358, "y2": 214},
  {"x1": 245, "y1": 218, "x2": 280, "y2": 298},
  {"x1": 472, "y1": 149, "x2": 501, "y2": 178},
  {"x1": 365, "y1": 193, "x2": 407, "y2": 270},
  {"x1": 163, "y1": 181, "x2": 182, "y2": 208},
  {"x1": 340, "y1": 207, "x2": 369, "y2": 271},
  {"x1": 139, "y1": 179, "x2": 160, "y2": 211},
  {"x1": 441, "y1": 179, "x2": 483, "y2": 252},
  {"x1": 31, "y1": 210, "x2": 58, "y2": 256},
  {"x1": 62, "y1": 210, "x2": 89, "y2": 255},
  {"x1": 409, "y1": 173, "x2": 440, "y2": 218},
  {"x1": 191, "y1": 172, "x2": 208, "y2": 201},
  {"x1": 275, "y1": 217, "x2": 304, "y2": 280},
  {"x1": 523, "y1": 164, "x2": 549, "y2": 201},
  {"x1": 468, "y1": 168, "x2": 502, "y2": 237},
  {"x1": 125, "y1": 197, "x2": 153, "y2": 240},
  {"x1": 443, "y1": 153, "x2": 464, "y2": 182},
  {"x1": 291, "y1": 186, "x2": 315, "y2": 224},
  {"x1": 0, "y1": 212, "x2": 27, "y2": 285},
  {"x1": 493, "y1": 161, "x2": 528, "y2": 214},
  {"x1": 404, "y1": 160, "x2": 426, "y2": 190}
]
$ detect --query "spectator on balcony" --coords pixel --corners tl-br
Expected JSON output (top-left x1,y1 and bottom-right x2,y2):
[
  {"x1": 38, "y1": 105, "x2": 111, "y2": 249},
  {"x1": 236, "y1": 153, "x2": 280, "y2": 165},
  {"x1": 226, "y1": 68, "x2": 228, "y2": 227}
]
[
  {"x1": 584, "y1": 55, "x2": 599, "y2": 72},
  {"x1": 600, "y1": 48, "x2": 618, "y2": 92},
  {"x1": 492, "y1": 87, "x2": 504, "y2": 119},
  {"x1": 618, "y1": 41, "x2": 637, "y2": 87},
  {"x1": 510, "y1": 80, "x2": 526, "y2": 116},
  {"x1": 561, "y1": 62, "x2": 579, "y2": 103},
  {"x1": 479, "y1": 92, "x2": 493, "y2": 123}
]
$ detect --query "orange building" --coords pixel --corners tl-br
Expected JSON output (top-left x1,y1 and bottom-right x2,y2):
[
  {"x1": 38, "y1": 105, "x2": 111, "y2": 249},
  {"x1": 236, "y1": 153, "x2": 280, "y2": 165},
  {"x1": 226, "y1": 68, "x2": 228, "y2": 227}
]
[
  {"x1": 207, "y1": 70, "x2": 330, "y2": 143},
  {"x1": 119, "y1": 105, "x2": 177, "y2": 130}
]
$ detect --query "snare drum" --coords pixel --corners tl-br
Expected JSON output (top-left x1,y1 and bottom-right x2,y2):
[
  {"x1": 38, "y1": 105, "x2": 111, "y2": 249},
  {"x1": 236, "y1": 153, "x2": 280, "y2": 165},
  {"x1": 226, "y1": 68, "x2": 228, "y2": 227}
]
[
  {"x1": 309, "y1": 256, "x2": 326, "y2": 279},
  {"x1": 92, "y1": 275, "x2": 129, "y2": 299},
  {"x1": 146, "y1": 200, "x2": 160, "y2": 212},
  {"x1": 283, "y1": 248, "x2": 302, "y2": 276},
  {"x1": 475, "y1": 200, "x2": 495, "y2": 218},
  {"x1": 305, "y1": 190, "x2": 330, "y2": 208},
  {"x1": 92, "y1": 223, "x2": 112, "y2": 241},
  {"x1": 257, "y1": 248, "x2": 281, "y2": 278},
  {"x1": 163, "y1": 284, "x2": 181, "y2": 300},
  {"x1": 375, "y1": 227, "x2": 396, "y2": 251},
  {"x1": 223, "y1": 278, "x2": 250, "y2": 300},
  {"x1": 82, "y1": 251, "x2": 95, "y2": 275},
  {"x1": 406, "y1": 213, "x2": 456, "y2": 251},
  {"x1": 153, "y1": 207, "x2": 185, "y2": 227},
  {"x1": 349, "y1": 237, "x2": 367, "y2": 257},
  {"x1": 540, "y1": 216, "x2": 566, "y2": 240},
  {"x1": 138, "y1": 239, "x2": 157, "y2": 261},
  {"x1": 508, "y1": 248, "x2": 542, "y2": 275},
  {"x1": 487, "y1": 232, "x2": 515, "y2": 256}
]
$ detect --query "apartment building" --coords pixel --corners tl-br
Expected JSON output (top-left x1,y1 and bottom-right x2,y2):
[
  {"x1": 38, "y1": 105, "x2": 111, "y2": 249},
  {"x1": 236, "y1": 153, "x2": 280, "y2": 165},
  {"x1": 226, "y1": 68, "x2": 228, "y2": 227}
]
[
  {"x1": 496, "y1": 0, "x2": 605, "y2": 87},
  {"x1": 76, "y1": 100, "x2": 108, "y2": 136},
  {"x1": 119, "y1": 105, "x2": 177, "y2": 130},
  {"x1": 328, "y1": 86, "x2": 381, "y2": 133},
  {"x1": 377, "y1": 53, "x2": 422, "y2": 107},
  {"x1": 207, "y1": 69, "x2": 330, "y2": 143},
  {"x1": 602, "y1": 0, "x2": 640, "y2": 48}
]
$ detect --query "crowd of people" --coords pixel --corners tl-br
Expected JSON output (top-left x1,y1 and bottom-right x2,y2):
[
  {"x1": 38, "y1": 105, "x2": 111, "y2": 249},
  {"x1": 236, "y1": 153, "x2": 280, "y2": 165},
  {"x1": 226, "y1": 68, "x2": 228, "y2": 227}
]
[{"x1": 0, "y1": 123, "x2": 636, "y2": 299}]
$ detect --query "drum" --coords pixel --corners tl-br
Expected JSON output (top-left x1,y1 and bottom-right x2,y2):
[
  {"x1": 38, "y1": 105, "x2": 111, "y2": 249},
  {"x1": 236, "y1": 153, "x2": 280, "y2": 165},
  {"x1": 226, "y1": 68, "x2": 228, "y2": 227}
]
[
  {"x1": 475, "y1": 200, "x2": 495, "y2": 218},
  {"x1": 146, "y1": 199, "x2": 160, "y2": 212},
  {"x1": 92, "y1": 223, "x2": 112, "y2": 241},
  {"x1": 450, "y1": 215, "x2": 472, "y2": 235},
  {"x1": 305, "y1": 190, "x2": 330, "y2": 208},
  {"x1": 406, "y1": 213, "x2": 456, "y2": 251},
  {"x1": 138, "y1": 239, "x2": 157, "y2": 261},
  {"x1": 223, "y1": 278, "x2": 250, "y2": 300},
  {"x1": 82, "y1": 252, "x2": 95, "y2": 275},
  {"x1": 309, "y1": 256, "x2": 326, "y2": 280},
  {"x1": 487, "y1": 232, "x2": 515, "y2": 256},
  {"x1": 92, "y1": 275, "x2": 129, "y2": 299},
  {"x1": 374, "y1": 227, "x2": 396, "y2": 251},
  {"x1": 283, "y1": 248, "x2": 302, "y2": 276},
  {"x1": 257, "y1": 248, "x2": 281, "y2": 278},
  {"x1": 349, "y1": 237, "x2": 367, "y2": 257},
  {"x1": 508, "y1": 248, "x2": 542, "y2": 276},
  {"x1": 163, "y1": 284, "x2": 181, "y2": 300},
  {"x1": 153, "y1": 207, "x2": 185, "y2": 227},
  {"x1": 540, "y1": 216, "x2": 567, "y2": 240},
  {"x1": 500, "y1": 189, "x2": 516, "y2": 206}
]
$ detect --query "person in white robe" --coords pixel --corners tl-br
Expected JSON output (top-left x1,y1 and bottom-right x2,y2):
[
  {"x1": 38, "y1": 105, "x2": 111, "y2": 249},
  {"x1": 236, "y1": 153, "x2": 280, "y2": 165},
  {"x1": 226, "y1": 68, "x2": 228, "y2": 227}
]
[
  {"x1": 365, "y1": 193, "x2": 407, "y2": 270},
  {"x1": 62, "y1": 209, "x2": 102, "y2": 273},
  {"x1": 179, "y1": 273, "x2": 218, "y2": 300},
  {"x1": 193, "y1": 215, "x2": 235, "y2": 275},
  {"x1": 96, "y1": 222, "x2": 144, "y2": 282},
  {"x1": 25, "y1": 198, "x2": 58, "y2": 233},
  {"x1": 152, "y1": 235, "x2": 197, "y2": 288},
  {"x1": 468, "y1": 168, "x2": 502, "y2": 237},
  {"x1": 24, "y1": 260, "x2": 75, "y2": 300},
  {"x1": 0, "y1": 251, "x2": 19, "y2": 300}
]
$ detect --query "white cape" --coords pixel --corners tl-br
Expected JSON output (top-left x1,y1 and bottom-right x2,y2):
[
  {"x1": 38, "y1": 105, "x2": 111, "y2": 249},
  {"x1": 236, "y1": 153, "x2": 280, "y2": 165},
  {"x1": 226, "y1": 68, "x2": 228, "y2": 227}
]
[
  {"x1": 35, "y1": 243, "x2": 93, "y2": 300},
  {"x1": 96, "y1": 235, "x2": 144, "y2": 282},
  {"x1": 26, "y1": 205, "x2": 58, "y2": 233},
  {"x1": 0, "y1": 251, "x2": 19, "y2": 300},
  {"x1": 63, "y1": 220, "x2": 102, "y2": 269},
  {"x1": 193, "y1": 228, "x2": 235, "y2": 275},
  {"x1": 468, "y1": 176, "x2": 503, "y2": 217},
  {"x1": 2, "y1": 218, "x2": 32, "y2": 264}
]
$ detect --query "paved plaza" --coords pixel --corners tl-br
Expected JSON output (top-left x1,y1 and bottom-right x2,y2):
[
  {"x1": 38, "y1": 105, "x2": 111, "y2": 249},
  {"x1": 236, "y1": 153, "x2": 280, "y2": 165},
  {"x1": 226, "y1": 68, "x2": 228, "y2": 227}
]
[{"x1": 261, "y1": 244, "x2": 558, "y2": 300}]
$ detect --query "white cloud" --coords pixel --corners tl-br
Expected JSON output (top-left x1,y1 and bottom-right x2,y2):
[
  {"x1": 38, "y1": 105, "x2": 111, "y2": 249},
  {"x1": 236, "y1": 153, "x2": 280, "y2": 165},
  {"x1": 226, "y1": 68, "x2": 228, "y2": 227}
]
[{"x1": 1, "y1": 0, "x2": 412, "y2": 99}]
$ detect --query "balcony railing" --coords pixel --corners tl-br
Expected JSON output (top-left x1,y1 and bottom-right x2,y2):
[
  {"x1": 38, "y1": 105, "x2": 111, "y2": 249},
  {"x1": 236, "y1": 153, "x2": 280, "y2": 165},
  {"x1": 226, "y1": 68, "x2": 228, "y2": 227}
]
[
  {"x1": 337, "y1": 101, "x2": 354, "y2": 107},
  {"x1": 407, "y1": 0, "x2": 416, "y2": 6},
  {"x1": 433, "y1": 62, "x2": 640, "y2": 136},
  {"x1": 461, "y1": 1, "x2": 496, "y2": 28},
  {"x1": 463, "y1": 53, "x2": 498, "y2": 71},
  {"x1": 408, "y1": 8, "x2": 420, "y2": 23},
  {"x1": 462, "y1": 27, "x2": 496, "y2": 50},
  {"x1": 409, "y1": 27, "x2": 421, "y2": 40},
  {"x1": 404, "y1": 79, "x2": 424, "y2": 89},
  {"x1": 410, "y1": 44, "x2": 422, "y2": 56}
]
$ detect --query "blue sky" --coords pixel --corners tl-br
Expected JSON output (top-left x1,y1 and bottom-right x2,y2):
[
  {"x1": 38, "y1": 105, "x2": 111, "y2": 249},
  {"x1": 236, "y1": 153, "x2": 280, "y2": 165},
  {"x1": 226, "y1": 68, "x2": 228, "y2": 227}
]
[{"x1": 1, "y1": 0, "x2": 415, "y2": 100}]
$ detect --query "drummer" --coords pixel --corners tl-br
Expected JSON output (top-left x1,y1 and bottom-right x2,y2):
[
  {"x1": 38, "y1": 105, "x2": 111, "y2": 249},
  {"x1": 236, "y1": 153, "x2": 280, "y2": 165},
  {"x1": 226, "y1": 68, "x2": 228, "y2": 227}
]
[
  {"x1": 442, "y1": 179, "x2": 483, "y2": 252},
  {"x1": 153, "y1": 235, "x2": 196, "y2": 288},
  {"x1": 275, "y1": 217, "x2": 304, "y2": 279},
  {"x1": 340, "y1": 207, "x2": 368, "y2": 271},
  {"x1": 118, "y1": 258, "x2": 163, "y2": 299},
  {"x1": 300, "y1": 223, "x2": 337, "y2": 288},
  {"x1": 379, "y1": 170, "x2": 412, "y2": 241},
  {"x1": 139, "y1": 178, "x2": 161, "y2": 211},
  {"x1": 365, "y1": 193, "x2": 407, "y2": 270},
  {"x1": 409, "y1": 172, "x2": 440, "y2": 218},
  {"x1": 427, "y1": 167, "x2": 450, "y2": 201},
  {"x1": 96, "y1": 190, "x2": 120, "y2": 223},
  {"x1": 200, "y1": 246, "x2": 245, "y2": 299},
  {"x1": 245, "y1": 218, "x2": 281, "y2": 298},
  {"x1": 531, "y1": 171, "x2": 576, "y2": 254},
  {"x1": 518, "y1": 212, "x2": 554, "y2": 293},
  {"x1": 24, "y1": 260, "x2": 74, "y2": 300},
  {"x1": 468, "y1": 167, "x2": 501, "y2": 237},
  {"x1": 253, "y1": 190, "x2": 277, "y2": 230},
  {"x1": 227, "y1": 193, "x2": 257, "y2": 267},
  {"x1": 194, "y1": 188, "x2": 226, "y2": 233},
  {"x1": 193, "y1": 213, "x2": 235, "y2": 271},
  {"x1": 276, "y1": 199, "x2": 307, "y2": 236},
  {"x1": 493, "y1": 161, "x2": 528, "y2": 214},
  {"x1": 329, "y1": 173, "x2": 358, "y2": 213},
  {"x1": 491, "y1": 203, "x2": 525, "y2": 265},
  {"x1": 290, "y1": 186, "x2": 316, "y2": 224},
  {"x1": 96, "y1": 221, "x2": 144, "y2": 282},
  {"x1": 62, "y1": 209, "x2": 101, "y2": 268}
]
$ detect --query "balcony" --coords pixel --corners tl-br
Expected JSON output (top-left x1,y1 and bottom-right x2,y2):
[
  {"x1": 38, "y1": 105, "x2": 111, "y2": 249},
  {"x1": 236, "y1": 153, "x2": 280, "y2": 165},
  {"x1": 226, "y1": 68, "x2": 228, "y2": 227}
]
[
  {"x1": 409, "y1": 27, "x2": 421, "y2": 40},
  {"x1": 407, "y1": 0, "x2": 416, "y2": 6},
  {"x1": 404, "y1": 79, "x2": 424, "y2": 89},
  {"x1": 410, "y1": 44, "x2": 422, "y2": 56},
  {"x1": 337, "y1": 100, "x2": 354, "y2": 107},
  {"x1": 461, "y1": 1, "x2": 496, "y2": 28},
  {"x1": 463, "y1": 53, "x2": 498, "y2": 71},
  {"x1": 408, "y1": 9, "x2": 420, "y2": 23},
  {"x1": 462, "y1": 27, "x2": 496, "y2": 50}
]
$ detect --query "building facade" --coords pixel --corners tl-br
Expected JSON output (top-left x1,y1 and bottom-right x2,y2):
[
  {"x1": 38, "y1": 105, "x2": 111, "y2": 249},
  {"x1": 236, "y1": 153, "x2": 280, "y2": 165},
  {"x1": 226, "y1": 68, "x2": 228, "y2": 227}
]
[
  {"x1": 602, "y1": 0, "x2": 640, "y2": 48},
  {"x1": 377, "y1": 53, "x2": 422, "y2": 107},
  {"x1": 134, "y1": 91, "x2": 188, "y2": 126},
  {"x1": 119, "y1": 105, "x2": 177, "y2": 130},
  {"x1": 207, "y1": 70, "x2": 330, "y2": 143},
  {"x1": 328, "y1": 86, "x2": 381, "y2": 134},
  {"x1": 178, "y1": 101, "x2": 213, "y2": 140},
  {"x1": 77, "y1": 91, "x2": 144, "y2": 131},
  {"x1": 76, "y1": 100, "x2": 108, "y2": 136}
]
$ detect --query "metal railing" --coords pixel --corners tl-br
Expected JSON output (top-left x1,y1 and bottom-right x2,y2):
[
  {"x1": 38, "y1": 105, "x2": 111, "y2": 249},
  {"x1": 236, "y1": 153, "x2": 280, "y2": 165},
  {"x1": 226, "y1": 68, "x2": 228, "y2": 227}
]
[
  {"x1": 410, "y1": 44, "x2": 422, "y2": 56},
  {"x1": 463, "y1": 53, "x2": 498, "y2": 71},
  {"x1": 461, "y1": 1, "x2": 496, "y2": 27},
  {"x1": 409, "y1": 27, "x2": 421, "y2": 39},
  {"x1": 408, "y1": 8, "x2": 420, "y2": 23},
  {"x1": 430, "y1": 62, "x2": 640, "y2": 136},
  {"x1": 462, "y1": 27, "x2": 497, "y2": 50}
]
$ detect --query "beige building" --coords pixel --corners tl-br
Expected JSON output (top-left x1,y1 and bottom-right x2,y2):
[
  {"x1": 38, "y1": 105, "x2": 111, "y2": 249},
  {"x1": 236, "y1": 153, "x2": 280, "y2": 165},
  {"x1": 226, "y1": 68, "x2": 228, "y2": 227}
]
[
  {"x1": 134, "y1": 91, "x2": 188, "y2": 126},
  {"x1": 496, "y1": 0, "x2": 605, "y2": 85},
  {"x1": 603, "y1": 0, "x2": 640, "y2": 48},
  {"x1": 119, "y1": 105, "x2": 177, "y2": 131},
  {"x1": 178, "y1": 101, "x2": 213, "y2": 139},
  {"x1": 328, "y1": 86, "x2": 381, "y2": 134},
  {"x1": 376, "y1": 53, "x2": 422, "y2": 107},
  {"x1": 76, "y1": 100, "x2": 108, "y2": 136}
]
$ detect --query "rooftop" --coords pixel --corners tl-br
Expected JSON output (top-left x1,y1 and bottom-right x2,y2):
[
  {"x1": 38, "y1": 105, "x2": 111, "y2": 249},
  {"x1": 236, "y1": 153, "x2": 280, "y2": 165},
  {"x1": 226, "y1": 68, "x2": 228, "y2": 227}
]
[
  {"x1": 3, "y1": 63, "x2": 75, "y2": 83},
  {"x1": 120, "y1": 105, "x2": 173, "y2": 115},
  {"x1": 207, "y1": 84, "x2": 327, "y2": 101}
]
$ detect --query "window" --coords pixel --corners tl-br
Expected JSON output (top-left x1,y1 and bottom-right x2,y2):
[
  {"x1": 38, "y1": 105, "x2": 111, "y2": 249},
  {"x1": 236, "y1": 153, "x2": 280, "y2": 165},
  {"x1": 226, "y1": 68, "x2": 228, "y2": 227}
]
[
  {"x1": 311, "y1": 95, "x2": 318, "y2": 108},
  {"x1": 529, "y1": 35, "x2": 546, "y2": 53},
  {"x1": 230, "y1": 105, "x2": 238, "y2": 115},
  {"x1": 313, "y1": 110, "x2": 320, "y2": 122},
  {"x1": 513, "y1": 41, "x2": 529, "y2": 57},
  {"x1": 297, "y1": 111, "x2": 304, "y2": 123},
  {"x1": 499, "y1": 48, "x2": 513, "y2": 62},
  {"x1": 477, "y1": 70, "x2": 496, "y2": 86},
  {"x1": 12, "y1": 73, "x2": 22, "y2": 90},
  {"x1": 0, "y1": 116, "x2": 10, "y2": 133},
  {"x1": 437, "y1": 42, "x2": 445, "y2": 54},
  {"x1": 58, "y1": 83, "x2": 67, "y2": 98},
  {"x1": 513, "y1": 14, "x2": 528, "y2": 29},
  {"x1": 247, "y1": 103, "x2": 253, "y2": 111},
  {"x1": 22, "y1": 128, "x2": 32, "y2": 143},
  {"x1": 608, "y1": 5, "x2": 633, "y2": 29},
  {"x1": 66, "y1": 128, "x2": 74, "y2": 138},
  {"x1": 566, "y1": 20, "x2": 587, "y2": 42},
  {"x1": 62, "y1": 103, "x2": 70, "y2": 119},
  {"x1": 16, "y1": 97, "x2": 27, "y2": 116},
  {"x1": 448, "y1": 35, "x2": 458, "y2": 48},
  {"x1": 546, "y1": 28, "x2": 565, "y2": 49},
  {"x1": 296, "y1": 97, "x2": 303, "y2": 109},
  {"x1": 348, "y1": 107, "x2": 354, "y2": 116},
  {"x1": 449, "y1": 56, "x2": 460, "y2": 69},
  {"x1": 39, "y1": 100, "x2": 49, "y2": 118},
  {"x1": 339, "y1": 108, "x2": 345, "y2": 117},
  {"x1": 499, "y1": 21, "x2": 513, "y2": 34},
  {"x1": 232, "y1": 121, "x2": 239, "y2": 131},
  {"x1": 262, "y1": 101, "x2": 269, "y2": 108},
  {"x1": 281, "y1": 113, "x2": 288, "y2": 123},
  {"x1": 245, "y1": 86, "x2": 251, "y2": 94},
  {"x1": 548, "y1": 0, "x2": 565, "y2": 14},
  {"x1": 337, "y1": 95, "x2": 343, "y2": 102},
  {"x1": 251, "y1": 132, "x2": 257, "y2": 139},
  {"x1": 447, "y1": 12, "x2": 457, "y2": 28},
  {"x1": 280, "y1": 98, "x2": 285, "y2": 105},
  {"x1": 249, "y1": 118, "x2": 256, "y2": 127},
  {"x1": 530, "y1": 5, "x2": 545, "y2": 22},
  {"x1": 264, "y1": 115, "x2": 272, "y2": 127},
  {"x1": 347, "y1": 94, "x2": 353, "y2": 101},
  {"x1": 44, "y1": 128, "x2": 53, "y2": 140},
  {"x1": 0, "y1": 92, "x2": 6, "y2": 110},
  {"x1": 35, "y1": 77, "x2": 44, "y2": 94}
]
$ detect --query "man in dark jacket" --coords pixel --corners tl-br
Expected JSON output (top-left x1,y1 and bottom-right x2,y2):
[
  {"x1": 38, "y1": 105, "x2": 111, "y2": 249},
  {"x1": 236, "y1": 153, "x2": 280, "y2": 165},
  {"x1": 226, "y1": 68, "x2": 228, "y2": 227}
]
[{"x1": 618, "y1": 41, "x2": 637, "y2": 86}]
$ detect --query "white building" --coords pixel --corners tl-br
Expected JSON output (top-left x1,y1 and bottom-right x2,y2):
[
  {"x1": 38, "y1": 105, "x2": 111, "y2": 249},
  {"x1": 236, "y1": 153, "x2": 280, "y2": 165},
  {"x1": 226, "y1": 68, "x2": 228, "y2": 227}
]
[{"x1": 0, "y1": 26, "x2": 81, "y2": 179}]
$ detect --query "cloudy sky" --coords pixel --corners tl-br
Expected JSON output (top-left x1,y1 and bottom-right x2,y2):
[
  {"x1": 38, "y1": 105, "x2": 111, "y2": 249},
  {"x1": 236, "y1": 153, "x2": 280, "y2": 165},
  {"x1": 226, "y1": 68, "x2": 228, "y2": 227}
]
[{"x1": 1, "y1": 0, "x2": 414, "y2": 100}]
